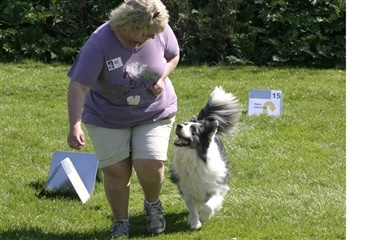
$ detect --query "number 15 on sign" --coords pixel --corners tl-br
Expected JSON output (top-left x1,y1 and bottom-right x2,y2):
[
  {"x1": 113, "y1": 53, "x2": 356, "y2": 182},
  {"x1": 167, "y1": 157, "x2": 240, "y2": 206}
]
[{"x1": 271, "y1": 90, "x2": 282, "y2": 99}]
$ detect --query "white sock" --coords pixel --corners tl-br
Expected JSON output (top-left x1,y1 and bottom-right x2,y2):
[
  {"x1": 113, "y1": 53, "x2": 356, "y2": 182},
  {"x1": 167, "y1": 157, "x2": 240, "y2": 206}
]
[
  {"x1": 115, "y1": 218, "x2": 129, "y2": 223},
  {"x1": 145, "y1": 199, "x2": 159, "y2": 205}
]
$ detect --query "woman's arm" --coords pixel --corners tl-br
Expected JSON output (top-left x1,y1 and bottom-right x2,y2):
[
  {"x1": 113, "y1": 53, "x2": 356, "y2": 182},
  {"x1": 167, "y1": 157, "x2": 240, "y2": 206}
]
[
  {"x1": 150, "y1": 53, "x2": 180, "y2": 95},
  {"x1": 162, "y1": 53, "x2": 180, "y2": 80},
  {"x1": 67, "y1": 80, "x2": 90, "y2": 150}
]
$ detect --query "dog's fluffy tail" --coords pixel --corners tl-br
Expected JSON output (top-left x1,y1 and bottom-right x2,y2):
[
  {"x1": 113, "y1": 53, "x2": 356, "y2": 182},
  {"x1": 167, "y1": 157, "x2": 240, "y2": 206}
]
[{"x1": 197, "y1": 86, "x2": 243, "y2": 135}]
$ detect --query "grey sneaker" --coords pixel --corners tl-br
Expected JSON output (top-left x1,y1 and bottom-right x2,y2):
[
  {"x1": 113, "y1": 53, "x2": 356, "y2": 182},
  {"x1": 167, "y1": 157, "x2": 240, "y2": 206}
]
[
  {"x1": 111, "y1": 220, "x2": 130, "y2": 238},
  {"x1": 144, "y1": 200, "x2": 166, "y2": 234}
]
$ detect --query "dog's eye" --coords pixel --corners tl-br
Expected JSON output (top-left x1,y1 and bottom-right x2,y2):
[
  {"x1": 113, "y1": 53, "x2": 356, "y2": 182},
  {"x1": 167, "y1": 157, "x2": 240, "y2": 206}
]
[{"x1": 190, "y1": 125, "x2": 198, "y2": 136}]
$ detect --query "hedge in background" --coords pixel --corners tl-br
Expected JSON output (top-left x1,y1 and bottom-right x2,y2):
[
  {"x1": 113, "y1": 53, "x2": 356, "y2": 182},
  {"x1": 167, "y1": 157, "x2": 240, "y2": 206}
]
[
  {"x1": 0, "y1": 0, "x2": 120, "y2": 62},
  {"x1": 230, "y1": 0, "x2": 346, "y2": 67},
  {"x1": 0, "y1": 0, "x2": 345, "y2": 68}
]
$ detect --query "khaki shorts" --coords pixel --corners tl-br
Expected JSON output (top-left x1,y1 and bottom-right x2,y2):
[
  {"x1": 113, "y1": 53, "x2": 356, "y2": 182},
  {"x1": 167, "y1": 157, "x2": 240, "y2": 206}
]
[{"x1": 85, "y1": 117, "x2": 175, "y2": 168}]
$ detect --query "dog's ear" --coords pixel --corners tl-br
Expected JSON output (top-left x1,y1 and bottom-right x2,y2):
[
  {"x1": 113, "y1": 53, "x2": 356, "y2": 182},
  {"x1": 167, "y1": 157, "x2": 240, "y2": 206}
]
[
  {"x1": 197, "y1": 120, "x2": 219, "y2": 162},
  {"x1": 203, "y1": 119, "x2": 219, "y2": 136},
  {"x1": 190, "y1": 116, "x2": 198, "y2": 122}
]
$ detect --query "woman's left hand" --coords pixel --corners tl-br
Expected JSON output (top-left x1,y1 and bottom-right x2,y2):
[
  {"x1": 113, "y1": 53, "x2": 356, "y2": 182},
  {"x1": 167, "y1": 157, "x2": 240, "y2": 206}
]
[{"x1": 149, "y1": 78, "x2": 165, "y2": 95}]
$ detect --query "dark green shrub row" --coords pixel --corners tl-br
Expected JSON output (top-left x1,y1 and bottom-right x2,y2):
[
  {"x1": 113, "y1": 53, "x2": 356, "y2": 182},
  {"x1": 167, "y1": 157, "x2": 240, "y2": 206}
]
[
  {"x1": 230, "y1": 0, "x2": 346, "y2": 67},
  {"x1": 0, "y1": 0, "x2": 345, "y2": 67},
  {"x1": 0, "y1": 0, "x2": 120, "y2": 62}
]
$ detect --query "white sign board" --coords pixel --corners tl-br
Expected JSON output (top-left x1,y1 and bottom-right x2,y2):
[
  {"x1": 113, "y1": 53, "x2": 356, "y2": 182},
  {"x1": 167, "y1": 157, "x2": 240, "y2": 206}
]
[
  {"x1": 248, "y1": 89, "x2": 283, "y2": 116},
  {"x1": 45, "y1": 151, "x2": 98, "y2": 203}
]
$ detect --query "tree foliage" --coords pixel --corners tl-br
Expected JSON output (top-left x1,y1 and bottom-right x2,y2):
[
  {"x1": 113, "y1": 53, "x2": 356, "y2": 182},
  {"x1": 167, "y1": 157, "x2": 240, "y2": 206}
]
[{"x1": 0, "y1": 0, "x2": 345, "y2": 68}]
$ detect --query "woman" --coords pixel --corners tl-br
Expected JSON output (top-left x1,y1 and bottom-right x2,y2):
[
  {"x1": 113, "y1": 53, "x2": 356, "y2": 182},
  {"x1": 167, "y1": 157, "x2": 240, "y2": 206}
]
[{"x1": 66, "y1": 0, "x2": 180, "y2": 238}]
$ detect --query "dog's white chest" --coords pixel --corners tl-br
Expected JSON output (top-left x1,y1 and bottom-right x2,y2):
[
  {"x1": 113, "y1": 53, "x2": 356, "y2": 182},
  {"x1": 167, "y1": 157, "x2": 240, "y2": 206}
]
[{"x1": 172, "y1": 146, "x2": 229, "y2": 201}]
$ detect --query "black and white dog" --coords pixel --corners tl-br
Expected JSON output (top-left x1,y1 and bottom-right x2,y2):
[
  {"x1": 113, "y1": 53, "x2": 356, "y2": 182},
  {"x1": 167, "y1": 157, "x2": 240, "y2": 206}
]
[{"x1": 170, "y1": 86, "x2": 243, "y2": 230}]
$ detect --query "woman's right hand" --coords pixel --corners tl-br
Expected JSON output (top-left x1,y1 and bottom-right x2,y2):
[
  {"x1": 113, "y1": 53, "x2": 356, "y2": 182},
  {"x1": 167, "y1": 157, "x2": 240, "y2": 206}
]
[
  {"x1": 67, "y1": 124, "x2": 85, "y2": 150},
  {"x1": 67, "y1": 80, "x2": 90, "y2": 150}
]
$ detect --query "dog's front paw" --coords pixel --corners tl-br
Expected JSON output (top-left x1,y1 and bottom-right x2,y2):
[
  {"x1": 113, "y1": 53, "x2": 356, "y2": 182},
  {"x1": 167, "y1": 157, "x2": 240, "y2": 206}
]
[
  {"x1": 200, "y1": 205, "x2": 213, "y2": 223},
  {"x1": 189, "y1": 220, "x2": 201, "y2": 230},
  {"x1": 188, "y1": 216, "x2": 201, "y2": 230}
]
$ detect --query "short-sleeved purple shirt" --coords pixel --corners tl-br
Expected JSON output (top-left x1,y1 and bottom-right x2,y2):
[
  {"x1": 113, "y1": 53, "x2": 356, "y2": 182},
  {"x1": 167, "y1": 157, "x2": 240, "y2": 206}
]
[{"x1": 68, "y1": 22, "x2": 179, "y2": 128}]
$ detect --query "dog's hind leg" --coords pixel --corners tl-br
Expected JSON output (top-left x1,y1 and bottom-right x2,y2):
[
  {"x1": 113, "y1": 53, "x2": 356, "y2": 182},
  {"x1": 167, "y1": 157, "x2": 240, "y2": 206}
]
[
  {"x1": 185, "y1": 198, "x2": 202, "y2": 230},
  {"x1": 199, "y1": 194, "x2": 225, "y2": 223}
]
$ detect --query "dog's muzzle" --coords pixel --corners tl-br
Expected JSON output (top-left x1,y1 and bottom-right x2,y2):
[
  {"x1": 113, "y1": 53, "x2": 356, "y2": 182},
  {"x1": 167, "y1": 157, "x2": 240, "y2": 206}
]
[{"x1": 174, "y1": 124, "x2": 191, "y2": 146}]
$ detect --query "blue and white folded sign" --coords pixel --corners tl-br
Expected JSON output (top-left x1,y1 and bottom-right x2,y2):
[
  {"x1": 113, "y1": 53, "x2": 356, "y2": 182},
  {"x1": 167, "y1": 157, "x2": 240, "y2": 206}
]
[
  {"x1": 45, "y1": 151, "x2": 98, "y2": 203},
  {"x1": 248, "y1": 89, "x2": 283, "y2": 116}
]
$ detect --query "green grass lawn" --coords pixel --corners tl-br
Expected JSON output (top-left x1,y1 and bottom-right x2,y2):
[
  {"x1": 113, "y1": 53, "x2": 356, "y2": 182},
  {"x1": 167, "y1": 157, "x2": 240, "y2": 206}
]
[{"x1": 0, "y1": 61, "x2": 345, "y2": 239}]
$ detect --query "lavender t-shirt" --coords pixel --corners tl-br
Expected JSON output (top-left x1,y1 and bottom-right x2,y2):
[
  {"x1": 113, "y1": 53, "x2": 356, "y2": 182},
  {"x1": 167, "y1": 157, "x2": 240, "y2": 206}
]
[{"x1": 68, "y1": 22, "x2": 179, "y2": 128}]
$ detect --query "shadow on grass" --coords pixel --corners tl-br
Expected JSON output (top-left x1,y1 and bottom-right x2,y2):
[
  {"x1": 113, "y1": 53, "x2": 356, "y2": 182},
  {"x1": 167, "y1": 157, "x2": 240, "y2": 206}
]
[
  {"x1": 28, "y1": 179, "x2": 80, "y2": 201},
  {"x1": 0, "y1": 211, "x2": 191, "y2": 239},
  {"x1": 24, "y1": 180, "x2": 192, "y2": 238},
  {"x1": 128, "y1": 211, "x2": 190, "y2": 238}
]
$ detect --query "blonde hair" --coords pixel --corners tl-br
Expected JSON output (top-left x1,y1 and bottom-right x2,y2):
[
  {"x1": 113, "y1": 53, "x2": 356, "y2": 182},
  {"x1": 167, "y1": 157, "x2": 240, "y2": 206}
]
[{"x1": 109, "y1": 0, "x2": 169, "y2": 36}]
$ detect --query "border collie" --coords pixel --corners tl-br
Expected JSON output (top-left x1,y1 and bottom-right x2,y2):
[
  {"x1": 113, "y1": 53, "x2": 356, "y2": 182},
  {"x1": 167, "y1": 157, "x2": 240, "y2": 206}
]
[{"x1": 170, "y1": 86, "x2": 243, "y2": 230}]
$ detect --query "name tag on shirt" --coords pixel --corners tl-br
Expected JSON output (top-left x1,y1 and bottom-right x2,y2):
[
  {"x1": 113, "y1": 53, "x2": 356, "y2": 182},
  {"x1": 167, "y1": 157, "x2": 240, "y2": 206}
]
[{"x1": 106, "y1": 57, "x2": 123, "y2": 71}]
